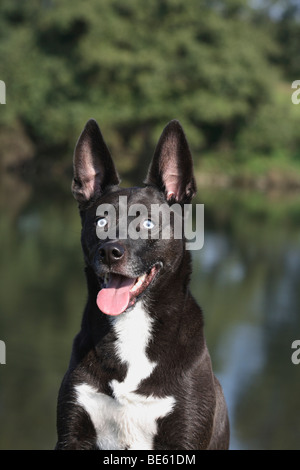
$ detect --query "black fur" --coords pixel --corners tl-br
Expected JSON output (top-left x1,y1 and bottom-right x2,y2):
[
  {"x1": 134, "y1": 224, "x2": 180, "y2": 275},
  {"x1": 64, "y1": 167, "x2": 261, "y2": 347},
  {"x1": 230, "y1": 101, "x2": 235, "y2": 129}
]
[{"x1": 55, "y1": 119, "x2": 230, "y2": 450}]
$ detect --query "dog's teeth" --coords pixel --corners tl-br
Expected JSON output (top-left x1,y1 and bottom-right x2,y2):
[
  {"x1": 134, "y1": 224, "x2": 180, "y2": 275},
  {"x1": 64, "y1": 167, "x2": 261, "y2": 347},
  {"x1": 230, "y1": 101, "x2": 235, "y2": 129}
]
[
  {"x1": 139, "y1": 273, "x2": 147, "y2": 283},
  {"x1": 132, "y1": 273, "x2": 147, "y2": 291}
]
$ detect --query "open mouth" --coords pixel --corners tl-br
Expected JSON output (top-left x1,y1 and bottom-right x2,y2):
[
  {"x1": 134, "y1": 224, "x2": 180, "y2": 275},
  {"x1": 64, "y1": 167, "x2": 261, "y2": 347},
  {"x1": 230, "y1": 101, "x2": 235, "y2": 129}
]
[{"x1": 96, "y1": 264, "x2": 160, "y2": 316}]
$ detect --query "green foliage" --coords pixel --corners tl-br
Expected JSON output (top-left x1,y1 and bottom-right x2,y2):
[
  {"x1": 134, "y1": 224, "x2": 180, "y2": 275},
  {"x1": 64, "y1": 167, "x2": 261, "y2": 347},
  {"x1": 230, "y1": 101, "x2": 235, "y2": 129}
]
[
  {"x1": 237, "y1": 83, "x2": 300, "y2": 157},
  {"x1": 0, "y1": 0, "x2": 299, "y2": 180}
]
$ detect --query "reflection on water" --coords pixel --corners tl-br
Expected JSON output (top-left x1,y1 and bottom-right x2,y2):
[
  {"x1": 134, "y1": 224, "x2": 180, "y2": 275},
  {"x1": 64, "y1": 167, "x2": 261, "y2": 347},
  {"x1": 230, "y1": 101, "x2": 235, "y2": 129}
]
[
  {"x1": 0, "y1": 176, "x2": 300, "y2": 449},
  {"x1": 192, "y1": 221, "x2": 300, "y2": 450}
]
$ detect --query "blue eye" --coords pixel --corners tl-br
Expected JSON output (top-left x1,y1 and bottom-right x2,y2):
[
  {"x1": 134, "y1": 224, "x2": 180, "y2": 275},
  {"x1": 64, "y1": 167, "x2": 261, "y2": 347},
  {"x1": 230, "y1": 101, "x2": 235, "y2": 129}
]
[
  {"x1": 97, "y1": 218, "x2": 108, "y2": 228},
  {"x1": 143, "y1": 219, "x2": 154, "y2": 229}
]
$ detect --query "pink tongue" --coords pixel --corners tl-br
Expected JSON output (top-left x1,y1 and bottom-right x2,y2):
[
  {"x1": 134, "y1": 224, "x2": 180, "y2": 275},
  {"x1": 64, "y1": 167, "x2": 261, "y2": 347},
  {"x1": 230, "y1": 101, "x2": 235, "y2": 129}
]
[{"x1": 96, "y1": 274, "x2": 136, "y2": 316}]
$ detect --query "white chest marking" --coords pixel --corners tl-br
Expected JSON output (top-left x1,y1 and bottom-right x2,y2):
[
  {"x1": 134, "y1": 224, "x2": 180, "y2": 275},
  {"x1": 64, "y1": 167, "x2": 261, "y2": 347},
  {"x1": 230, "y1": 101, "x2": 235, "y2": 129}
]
[{"x1": 75, "y1": 304, "x2": 175, "y2": 450}]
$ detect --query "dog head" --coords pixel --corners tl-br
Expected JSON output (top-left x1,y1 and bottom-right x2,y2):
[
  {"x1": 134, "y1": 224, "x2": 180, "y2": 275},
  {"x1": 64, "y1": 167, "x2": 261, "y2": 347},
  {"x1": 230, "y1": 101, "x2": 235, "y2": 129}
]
[{"x1": 72, "y1": 119, "x2": 197, "y2": 315}]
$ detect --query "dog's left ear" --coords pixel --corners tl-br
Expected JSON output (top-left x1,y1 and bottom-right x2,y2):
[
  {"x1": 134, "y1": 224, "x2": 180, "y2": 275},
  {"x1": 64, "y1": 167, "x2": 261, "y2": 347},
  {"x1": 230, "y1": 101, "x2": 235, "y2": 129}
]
[{"x1": 144, "y1": 120, "x2": 197, "y2": 203}]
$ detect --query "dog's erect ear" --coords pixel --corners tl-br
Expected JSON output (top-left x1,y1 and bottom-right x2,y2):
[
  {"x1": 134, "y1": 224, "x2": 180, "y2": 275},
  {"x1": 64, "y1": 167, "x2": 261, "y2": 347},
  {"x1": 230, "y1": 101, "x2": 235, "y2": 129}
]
[
  {"x1": 72, "y1": 119, "x2": 120, "y2": 203},
  {"x1": 144, "y1": 120, "x2": 197, "y2": 203}
]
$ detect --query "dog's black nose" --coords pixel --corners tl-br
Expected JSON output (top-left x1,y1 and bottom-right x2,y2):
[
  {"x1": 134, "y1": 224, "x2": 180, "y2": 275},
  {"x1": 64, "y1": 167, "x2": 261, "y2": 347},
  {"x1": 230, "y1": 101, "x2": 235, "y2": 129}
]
[{"x1": 99, "y1": 243, "x2": 125, "y2": 265}]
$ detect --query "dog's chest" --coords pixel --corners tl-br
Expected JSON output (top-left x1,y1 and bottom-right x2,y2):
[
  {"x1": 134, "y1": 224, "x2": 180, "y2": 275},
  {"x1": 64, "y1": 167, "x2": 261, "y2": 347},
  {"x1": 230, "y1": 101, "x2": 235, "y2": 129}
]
[{"x1": 75, "y1": 304, "x2": 175, "y2": 450}]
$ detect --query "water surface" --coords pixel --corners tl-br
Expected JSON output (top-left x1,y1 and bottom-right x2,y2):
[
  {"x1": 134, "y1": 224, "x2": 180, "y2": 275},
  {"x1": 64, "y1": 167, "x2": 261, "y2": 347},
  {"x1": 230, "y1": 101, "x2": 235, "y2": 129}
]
[{"x1": 0, "y1": 173, "x2": 299, "y2": 449}]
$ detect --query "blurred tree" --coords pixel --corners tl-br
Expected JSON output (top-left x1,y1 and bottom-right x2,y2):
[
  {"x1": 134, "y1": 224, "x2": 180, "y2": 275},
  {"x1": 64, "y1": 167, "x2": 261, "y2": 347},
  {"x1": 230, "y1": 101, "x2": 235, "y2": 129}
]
[
  {"x1": 250, "y1": 0, "x2": 300, "y2": 79},
  {"x1": 275, "y1": 2, "x2": 300, "y2": 79},
  {"x1": 0, "y1": 0, "x2": 298, "y2": 180}
]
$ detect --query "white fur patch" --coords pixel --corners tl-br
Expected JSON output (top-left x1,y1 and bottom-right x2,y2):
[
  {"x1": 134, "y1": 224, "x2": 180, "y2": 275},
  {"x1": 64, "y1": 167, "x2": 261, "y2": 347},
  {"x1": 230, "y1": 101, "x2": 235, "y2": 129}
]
[{"x1": 75, "y1": 303, "x2": 175, "y2": 450}]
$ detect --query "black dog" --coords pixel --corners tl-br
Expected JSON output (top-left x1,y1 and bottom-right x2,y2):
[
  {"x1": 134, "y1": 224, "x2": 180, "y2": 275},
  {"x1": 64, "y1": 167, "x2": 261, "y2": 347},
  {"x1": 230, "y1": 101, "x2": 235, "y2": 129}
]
[{"x1": 55, "y1": 119, "x2": 229, "y2": 450}]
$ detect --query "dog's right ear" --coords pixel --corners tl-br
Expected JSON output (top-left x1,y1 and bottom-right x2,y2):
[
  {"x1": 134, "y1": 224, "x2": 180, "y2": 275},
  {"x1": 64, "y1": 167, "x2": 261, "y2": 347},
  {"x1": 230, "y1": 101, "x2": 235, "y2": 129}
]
[{"x1": 72, "y1": 119, "x2": 120, "y2": 203}]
